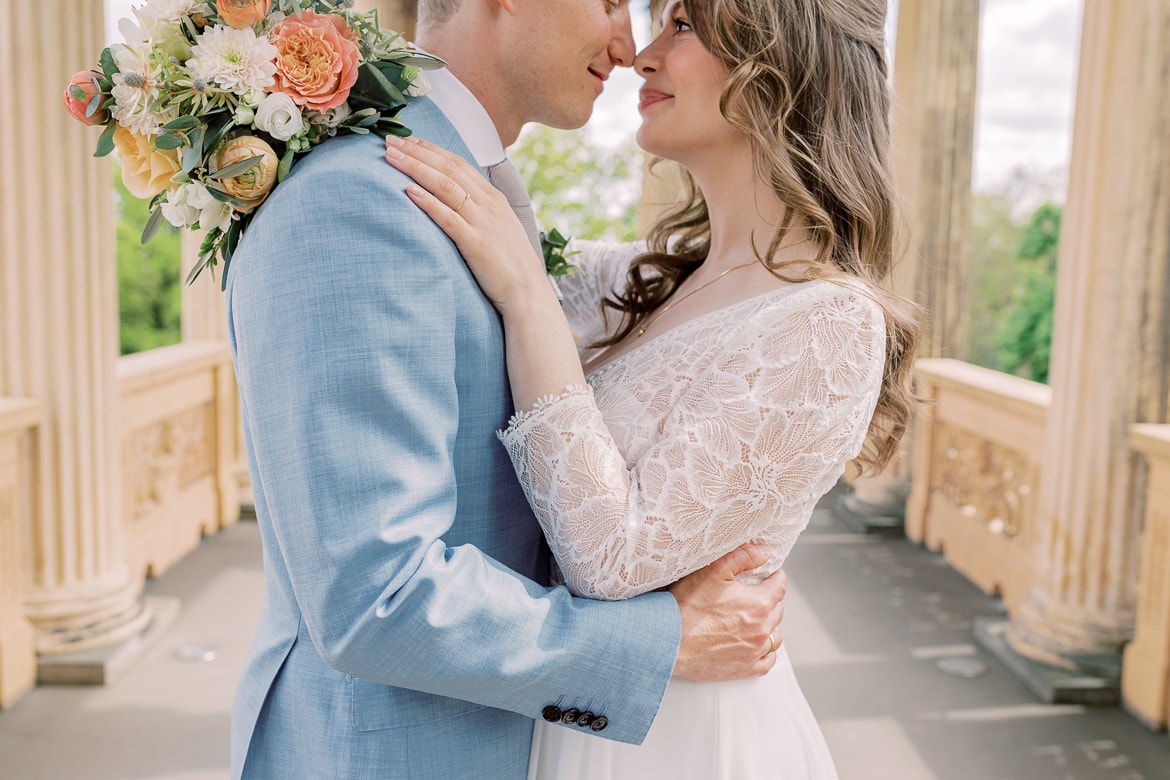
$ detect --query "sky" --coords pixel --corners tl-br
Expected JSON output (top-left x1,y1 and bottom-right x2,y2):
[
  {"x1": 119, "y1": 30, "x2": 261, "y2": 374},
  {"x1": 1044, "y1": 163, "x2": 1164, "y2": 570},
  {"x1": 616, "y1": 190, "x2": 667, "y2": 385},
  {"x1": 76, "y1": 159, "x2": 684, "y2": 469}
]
[{"x1": 103, "y1": 0, "x2": 1084, "y2": 196}]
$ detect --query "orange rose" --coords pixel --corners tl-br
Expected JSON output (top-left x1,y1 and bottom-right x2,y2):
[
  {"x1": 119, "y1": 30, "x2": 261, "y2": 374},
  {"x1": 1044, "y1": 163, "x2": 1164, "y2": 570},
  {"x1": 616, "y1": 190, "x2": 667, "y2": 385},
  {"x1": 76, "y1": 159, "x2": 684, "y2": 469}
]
[
  {"x1": 112, "y1": 126, "x2": 182, "y2": 199},
  {"x1": 271, "y1": 9, "x2": 361, "y2": 111},
  {"x1": 63, "y1": 71, "x2": 109, "y2": 126},
  {"x1": 216, "y1": 0, "x2": 270, "y2": 29},
  {"x1": 213, "y1": 135, "x2": 279, "y2": 212}
]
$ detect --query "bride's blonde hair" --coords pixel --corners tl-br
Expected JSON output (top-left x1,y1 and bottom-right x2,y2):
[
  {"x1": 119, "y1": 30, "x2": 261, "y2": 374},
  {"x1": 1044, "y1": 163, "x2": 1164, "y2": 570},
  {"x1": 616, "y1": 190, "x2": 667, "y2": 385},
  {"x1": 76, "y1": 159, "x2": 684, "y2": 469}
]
[{"x1": 599, "y1": 0, "x2": 922, "y2": 474}]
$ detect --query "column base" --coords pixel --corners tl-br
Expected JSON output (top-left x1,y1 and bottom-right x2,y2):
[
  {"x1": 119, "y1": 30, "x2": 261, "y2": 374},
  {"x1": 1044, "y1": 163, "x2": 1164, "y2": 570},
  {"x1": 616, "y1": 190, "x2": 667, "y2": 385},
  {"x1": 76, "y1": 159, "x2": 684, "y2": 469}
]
[
  {"x1": 975, "y1": 618, "x2": 1121, "y2": 706},
  {"x1": 37, "y1": 596, "x2": 179, "y2": 686},
  {"x1": 831, "y1": 485, "x2": 907, "y2": 535}
]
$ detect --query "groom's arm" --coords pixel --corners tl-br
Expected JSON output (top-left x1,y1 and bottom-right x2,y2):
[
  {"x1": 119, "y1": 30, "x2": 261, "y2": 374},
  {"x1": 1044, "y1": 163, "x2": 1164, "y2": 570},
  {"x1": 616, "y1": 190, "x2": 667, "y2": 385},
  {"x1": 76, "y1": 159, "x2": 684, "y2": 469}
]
[{"x1": 228, "y1": 133, "x2": 681, "y2": 744}]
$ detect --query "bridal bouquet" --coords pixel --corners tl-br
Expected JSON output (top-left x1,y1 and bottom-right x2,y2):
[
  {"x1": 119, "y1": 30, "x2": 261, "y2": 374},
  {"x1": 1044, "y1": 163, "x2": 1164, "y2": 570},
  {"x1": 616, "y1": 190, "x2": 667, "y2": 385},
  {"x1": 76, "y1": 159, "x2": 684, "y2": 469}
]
[{"x1": 63, "y1": 0, "x2": 442, "y2": 287}]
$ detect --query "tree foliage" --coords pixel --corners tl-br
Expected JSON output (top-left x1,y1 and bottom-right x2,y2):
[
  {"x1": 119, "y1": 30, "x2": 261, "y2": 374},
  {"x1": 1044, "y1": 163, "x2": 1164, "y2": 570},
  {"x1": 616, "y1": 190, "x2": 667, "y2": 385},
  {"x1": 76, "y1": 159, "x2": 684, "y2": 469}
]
[
  {"x1": 512, "y1": 126, "x2": 641, "y2": 244},
  {"x1": 993, "y1": 203, "x2": 1061, "y2": 384},
  {"x1": 114, "y1": 165, "x2": 182, "y2": 355},
  {"x1": 967, "y1": 196, "x2": 1061, "y2": 384}
]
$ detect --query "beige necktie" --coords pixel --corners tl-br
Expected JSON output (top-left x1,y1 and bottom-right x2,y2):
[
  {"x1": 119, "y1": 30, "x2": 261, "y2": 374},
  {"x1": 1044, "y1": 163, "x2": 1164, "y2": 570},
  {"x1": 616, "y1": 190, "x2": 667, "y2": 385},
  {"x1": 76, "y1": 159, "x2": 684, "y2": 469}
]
[{"x1": 484, "y1": 157, "x2": 542, "y2": 259}]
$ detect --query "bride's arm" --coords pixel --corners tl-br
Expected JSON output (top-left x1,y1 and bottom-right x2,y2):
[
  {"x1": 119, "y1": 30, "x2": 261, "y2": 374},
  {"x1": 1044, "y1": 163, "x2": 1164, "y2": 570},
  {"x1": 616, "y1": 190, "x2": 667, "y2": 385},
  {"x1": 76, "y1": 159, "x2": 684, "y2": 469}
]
[{"x1": 497, "y1": 286, "x2": 887, "y2": 599}]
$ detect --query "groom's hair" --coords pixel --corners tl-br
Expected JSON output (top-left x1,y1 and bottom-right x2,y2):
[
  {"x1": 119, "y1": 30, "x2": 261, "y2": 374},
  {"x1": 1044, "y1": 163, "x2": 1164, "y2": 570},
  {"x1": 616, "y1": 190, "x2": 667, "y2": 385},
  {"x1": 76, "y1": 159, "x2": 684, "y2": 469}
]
[{"x1": 418, "y1": 0, "x2": 463, "y2": 26}]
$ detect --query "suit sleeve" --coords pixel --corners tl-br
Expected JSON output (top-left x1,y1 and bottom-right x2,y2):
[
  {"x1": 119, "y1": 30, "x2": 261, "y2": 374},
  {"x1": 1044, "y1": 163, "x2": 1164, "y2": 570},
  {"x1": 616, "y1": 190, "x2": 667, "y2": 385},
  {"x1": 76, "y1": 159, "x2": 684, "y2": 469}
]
[{"x1": 226, "y1": 134, "x2": 679, "y2": 744}]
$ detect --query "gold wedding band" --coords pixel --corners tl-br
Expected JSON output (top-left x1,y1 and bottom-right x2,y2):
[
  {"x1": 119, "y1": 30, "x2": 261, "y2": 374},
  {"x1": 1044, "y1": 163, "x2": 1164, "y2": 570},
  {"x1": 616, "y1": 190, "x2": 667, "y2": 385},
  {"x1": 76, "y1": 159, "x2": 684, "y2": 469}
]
[
  {"x1": 453, "y1": 191, "x2": 471, "y2": 214},
  {"x1": 764, "y1": 633, "x2": 777, "y2": 658}
]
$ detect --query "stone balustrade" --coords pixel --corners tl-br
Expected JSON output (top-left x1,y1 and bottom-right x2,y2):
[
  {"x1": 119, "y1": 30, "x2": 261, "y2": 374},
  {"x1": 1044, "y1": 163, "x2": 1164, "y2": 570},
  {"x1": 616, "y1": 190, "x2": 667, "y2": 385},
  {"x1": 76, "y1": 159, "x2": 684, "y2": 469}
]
[
  {"x1": 905, "y1": 358, "x2": 1051, "y2": 610},
  {"x1": 118, "y1": 342, "x2": 241, "y2": 579},
  {"x1": 1122, "y1": 424, "x2": 1170, "y2": 729}
]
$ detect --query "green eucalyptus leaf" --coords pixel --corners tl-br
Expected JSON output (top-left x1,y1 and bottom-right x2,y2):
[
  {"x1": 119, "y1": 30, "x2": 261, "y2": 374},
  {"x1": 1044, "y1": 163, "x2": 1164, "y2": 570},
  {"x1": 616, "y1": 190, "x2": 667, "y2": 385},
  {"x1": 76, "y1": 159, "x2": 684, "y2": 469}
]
[
  {"x1": 185, "y1": 257, "x2": 209, "y2": 287},
  {"x1": 154, "y1": 132, "x2": 185, "y2": 150},
  {"x1": 141, "y1": 206, "x2": 166, "y2": 244},
  {"x1": 207, "y1": 154, "x2": 263, "y2": 180},
  {"x1": 69, "y1": 84, "x2": 87, "y2": 102},
  {"x1": 85, "y1": 94, "x2": 103, "y2": 117},
  {"x1": 205, "y1": 185, "x2": 251, "y2": 207},
  {"x1": 163, "y1": 115, "x2": 202, "y2": 131},
  {"x1": 95, "y1": 123, "x2": 117, "y2": 157},
  {"x1": 99, "y1": 48, "x2": 118, "y2": 80}
]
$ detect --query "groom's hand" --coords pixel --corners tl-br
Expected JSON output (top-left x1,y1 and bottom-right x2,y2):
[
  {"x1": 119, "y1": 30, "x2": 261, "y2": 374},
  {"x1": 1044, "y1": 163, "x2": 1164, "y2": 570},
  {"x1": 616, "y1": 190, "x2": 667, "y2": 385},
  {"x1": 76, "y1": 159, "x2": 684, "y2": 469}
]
[{"x1": 668, "y1": 544, "x2": 787, "y2": 681}]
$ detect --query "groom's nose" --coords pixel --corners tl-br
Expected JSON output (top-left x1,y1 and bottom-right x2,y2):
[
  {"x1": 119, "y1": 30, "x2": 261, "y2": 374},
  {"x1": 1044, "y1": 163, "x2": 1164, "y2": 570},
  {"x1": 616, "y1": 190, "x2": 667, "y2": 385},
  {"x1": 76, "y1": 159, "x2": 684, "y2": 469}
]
[{"x1": 607, "y1": 4, "x2": 636, "y2": 68}]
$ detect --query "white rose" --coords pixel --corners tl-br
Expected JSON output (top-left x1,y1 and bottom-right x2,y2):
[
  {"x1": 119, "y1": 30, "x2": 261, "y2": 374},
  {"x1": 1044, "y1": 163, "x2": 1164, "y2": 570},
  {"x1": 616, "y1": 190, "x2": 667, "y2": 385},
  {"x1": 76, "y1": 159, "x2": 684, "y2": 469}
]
[{"x1": 254, "y1": 92, "x2": 304, "y2": 141}]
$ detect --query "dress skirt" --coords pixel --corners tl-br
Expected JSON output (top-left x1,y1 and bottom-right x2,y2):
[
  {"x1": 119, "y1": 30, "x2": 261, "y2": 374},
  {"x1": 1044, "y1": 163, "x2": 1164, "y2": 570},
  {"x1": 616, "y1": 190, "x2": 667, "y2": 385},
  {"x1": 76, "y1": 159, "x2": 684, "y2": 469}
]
[{"x1": 527, "y1": 645, "x2": 838, "y2": 780}]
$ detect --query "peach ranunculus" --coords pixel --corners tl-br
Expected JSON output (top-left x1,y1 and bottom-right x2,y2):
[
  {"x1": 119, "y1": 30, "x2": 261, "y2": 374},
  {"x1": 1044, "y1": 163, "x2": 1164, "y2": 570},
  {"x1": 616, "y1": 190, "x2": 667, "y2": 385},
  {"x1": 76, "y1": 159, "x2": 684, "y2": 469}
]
[
  {"x1": 216, "y1": 0, "x2": 271, "y2": 30},
  {"x1": 112, "y1": 126, "x2": 182, "y2": 199},
  {"x1": 213, "y1": 135, "x2": 280, "y2": 212},
  {"x1": 270, "y1": 9, "x2": 361, "y2": 111},
  {"x1": 63, "y1": 71, "x2": 109, "y2": 126}
]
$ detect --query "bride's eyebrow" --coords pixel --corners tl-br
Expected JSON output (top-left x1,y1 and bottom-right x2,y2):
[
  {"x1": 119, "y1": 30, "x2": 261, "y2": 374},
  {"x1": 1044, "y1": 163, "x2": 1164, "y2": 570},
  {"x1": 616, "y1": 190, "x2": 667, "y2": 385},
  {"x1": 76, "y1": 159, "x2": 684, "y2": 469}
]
[{"x1": 659, "y1": 0, "x2": 683, "y2": 26}]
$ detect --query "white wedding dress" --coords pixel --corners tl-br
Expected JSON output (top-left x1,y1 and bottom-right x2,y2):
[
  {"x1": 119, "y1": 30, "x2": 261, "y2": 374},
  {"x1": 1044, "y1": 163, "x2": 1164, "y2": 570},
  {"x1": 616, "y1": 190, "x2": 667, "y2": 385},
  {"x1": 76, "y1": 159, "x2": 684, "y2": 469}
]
[{"x1": 502, "y1": 241, "x2": 885, "y2": 780}]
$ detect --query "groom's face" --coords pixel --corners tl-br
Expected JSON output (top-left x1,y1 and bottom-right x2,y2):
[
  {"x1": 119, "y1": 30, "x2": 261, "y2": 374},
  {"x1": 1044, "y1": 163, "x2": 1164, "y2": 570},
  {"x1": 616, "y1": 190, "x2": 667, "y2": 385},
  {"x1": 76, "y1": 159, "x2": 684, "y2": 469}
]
[{"x1": 503, "y1": 0, "x2": 635, "y2": 130}]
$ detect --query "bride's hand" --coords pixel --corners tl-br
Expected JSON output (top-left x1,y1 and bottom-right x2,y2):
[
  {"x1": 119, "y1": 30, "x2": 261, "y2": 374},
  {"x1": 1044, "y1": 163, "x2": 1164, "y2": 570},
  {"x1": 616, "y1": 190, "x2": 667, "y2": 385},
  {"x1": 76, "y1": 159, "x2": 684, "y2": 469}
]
[{"x1": 384, "y1": 136, "x2": 546, "y2": 311}]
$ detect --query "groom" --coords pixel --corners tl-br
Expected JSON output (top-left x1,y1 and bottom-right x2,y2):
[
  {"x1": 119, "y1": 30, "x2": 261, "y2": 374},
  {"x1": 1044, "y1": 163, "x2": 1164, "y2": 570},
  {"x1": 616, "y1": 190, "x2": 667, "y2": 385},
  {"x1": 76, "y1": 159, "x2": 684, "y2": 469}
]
[{"x1": 226, "y1": 1, "x2": 787, "y2": 778}]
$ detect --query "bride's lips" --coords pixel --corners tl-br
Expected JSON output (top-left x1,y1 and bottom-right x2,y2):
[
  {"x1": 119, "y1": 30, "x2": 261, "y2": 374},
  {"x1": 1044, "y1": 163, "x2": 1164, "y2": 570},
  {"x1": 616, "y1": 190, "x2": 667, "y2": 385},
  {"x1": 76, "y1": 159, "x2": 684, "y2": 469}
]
[{"x1": 638, "y1": 88, "x2": 672, "y2": 112}]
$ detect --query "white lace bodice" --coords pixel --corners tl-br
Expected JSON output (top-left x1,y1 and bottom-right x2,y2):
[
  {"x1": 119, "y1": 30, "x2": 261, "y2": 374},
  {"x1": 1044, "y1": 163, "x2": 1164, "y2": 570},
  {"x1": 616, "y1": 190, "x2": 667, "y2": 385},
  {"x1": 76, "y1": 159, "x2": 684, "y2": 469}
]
[{"x1": 499, "y1": 241, "x2": 885, "y2": 600}]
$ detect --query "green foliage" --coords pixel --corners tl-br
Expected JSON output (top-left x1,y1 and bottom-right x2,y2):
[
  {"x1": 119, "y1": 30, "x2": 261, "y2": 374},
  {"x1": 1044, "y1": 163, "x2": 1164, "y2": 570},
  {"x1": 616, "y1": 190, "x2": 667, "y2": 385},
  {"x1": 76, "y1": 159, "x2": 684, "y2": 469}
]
[
  {"x1": 967, "y1": 198, "x2": 1061, "y2": 384},
  {"x1": 512, "y1": 126, "x2": 641, "y2": 244},
  {"x1": 115, "y1": 166, "x2": 182, "y2": 355},
  {"x1": 967, "y1": 192, "x2": 1025, "y2": 370},
  {"x1": 992, "y1": 203, "x2": 1061, "y2": 384}
]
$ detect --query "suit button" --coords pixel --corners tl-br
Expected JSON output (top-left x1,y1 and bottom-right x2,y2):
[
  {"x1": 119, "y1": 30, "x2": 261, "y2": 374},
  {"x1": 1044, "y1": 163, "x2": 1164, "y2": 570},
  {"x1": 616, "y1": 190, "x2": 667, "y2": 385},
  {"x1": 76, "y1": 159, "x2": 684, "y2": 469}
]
[
  {"x1": 541, "y1": 705, "x2": 562, "y2": 722},
  {"x1": 590, "y1": 715, "x2": 608, "y2": 732},
  {"x1": 576, "y1": 711, "x2": 594, "y2": 727},
  {"x1": 561, "y1": 708, "x2": 581, "y2": 725}
]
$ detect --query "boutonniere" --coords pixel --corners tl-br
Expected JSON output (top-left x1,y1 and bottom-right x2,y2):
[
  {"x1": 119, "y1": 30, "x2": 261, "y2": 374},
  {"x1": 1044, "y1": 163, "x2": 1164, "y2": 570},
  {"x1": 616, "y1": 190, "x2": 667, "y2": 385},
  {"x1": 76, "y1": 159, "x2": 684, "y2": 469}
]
[{"x1": 540, "y1": 227, "x2": 579, "y2": 278}]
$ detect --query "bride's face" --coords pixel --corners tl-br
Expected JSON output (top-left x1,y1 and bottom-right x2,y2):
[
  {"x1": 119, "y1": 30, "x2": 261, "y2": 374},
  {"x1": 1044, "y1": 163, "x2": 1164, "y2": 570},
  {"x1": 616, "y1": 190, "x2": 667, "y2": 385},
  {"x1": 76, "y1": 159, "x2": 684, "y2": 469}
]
[{"x1": 633, "y1": 0, "x2": 741, "y2": 165}]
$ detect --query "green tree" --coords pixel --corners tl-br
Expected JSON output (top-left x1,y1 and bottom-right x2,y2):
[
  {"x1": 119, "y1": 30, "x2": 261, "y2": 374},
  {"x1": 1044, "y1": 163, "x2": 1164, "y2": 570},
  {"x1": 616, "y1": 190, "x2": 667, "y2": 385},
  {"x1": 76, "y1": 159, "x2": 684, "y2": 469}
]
[
  {"x1": 114, "y1": 166, "x2": 182, "y2": 355},
  {"x1": 993, "y1": 202, "x2": 1061, "y2": 383},
  {"x1": 512, "y1": 126, "x2": 641, "y2": 244},
  {"x1": 967, "y1": 192, "x2": 1026, "y2": 369}
]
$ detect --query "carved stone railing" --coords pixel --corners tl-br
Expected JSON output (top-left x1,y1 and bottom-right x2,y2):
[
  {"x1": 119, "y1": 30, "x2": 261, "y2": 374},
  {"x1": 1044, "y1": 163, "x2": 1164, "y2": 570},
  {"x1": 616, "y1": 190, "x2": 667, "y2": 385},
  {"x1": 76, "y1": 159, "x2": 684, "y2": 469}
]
[
  {"x1": 1122, "y1": 424, "x2": 1170, "y2": 729},
  {"x1": 905, "y1": 359, "x2": 1051, "y2": 610},
  {"x1": 117, "y1": 341, "x2": 240, "y2": 579},
  {"x1": 0, "y1": 398, "x2": 39, "y2": 707}
]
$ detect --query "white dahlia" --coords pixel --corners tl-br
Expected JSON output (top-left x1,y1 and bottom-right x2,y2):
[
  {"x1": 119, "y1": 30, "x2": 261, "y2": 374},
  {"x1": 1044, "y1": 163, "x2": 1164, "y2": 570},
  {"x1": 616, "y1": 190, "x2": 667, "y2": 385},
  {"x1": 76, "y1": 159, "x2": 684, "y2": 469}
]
[{"x1": 188, "y1": 25, "x2": 278, "y2": 96}]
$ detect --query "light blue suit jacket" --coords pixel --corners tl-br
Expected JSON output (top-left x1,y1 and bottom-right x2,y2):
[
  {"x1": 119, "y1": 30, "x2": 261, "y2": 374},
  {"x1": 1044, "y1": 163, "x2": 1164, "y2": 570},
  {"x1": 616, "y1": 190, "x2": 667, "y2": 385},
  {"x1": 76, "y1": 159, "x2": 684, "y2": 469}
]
[{"x1": 226, "y1": 98, "x2": 681, "y2": 779}]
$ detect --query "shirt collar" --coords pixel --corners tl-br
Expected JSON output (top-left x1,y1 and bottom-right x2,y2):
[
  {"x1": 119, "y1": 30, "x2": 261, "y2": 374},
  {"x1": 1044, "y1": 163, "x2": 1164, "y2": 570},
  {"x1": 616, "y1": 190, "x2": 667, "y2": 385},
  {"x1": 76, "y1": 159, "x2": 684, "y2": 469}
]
[{"x1": 424, "y1": 66, "x2": 507, "y2": 169}]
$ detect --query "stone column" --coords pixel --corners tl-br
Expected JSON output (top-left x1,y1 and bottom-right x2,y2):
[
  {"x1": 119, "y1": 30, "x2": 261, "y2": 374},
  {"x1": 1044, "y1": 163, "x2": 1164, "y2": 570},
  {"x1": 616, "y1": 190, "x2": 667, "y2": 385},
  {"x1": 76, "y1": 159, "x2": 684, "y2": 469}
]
[
  {"x1": 843, "y1": 0, "x2": 980, "y2": 534},
  {"x1": 1004, "y1": 0, "x2": 1170, "y2": 687},
  {"x1": 0, "y1": 1, "x2": 148, "y2": 657}
]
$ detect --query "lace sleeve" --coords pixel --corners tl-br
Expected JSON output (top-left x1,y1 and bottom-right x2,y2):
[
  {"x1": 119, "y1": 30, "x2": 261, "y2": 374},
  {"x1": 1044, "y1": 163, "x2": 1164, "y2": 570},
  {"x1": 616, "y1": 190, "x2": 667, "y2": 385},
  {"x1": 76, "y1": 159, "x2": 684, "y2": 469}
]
[
  {"x1": 557, "y1": 240, "x2": 644, "y2": 354},
  {"x1": 498, "y1": 283, "x2": 886, "y2": 600}
]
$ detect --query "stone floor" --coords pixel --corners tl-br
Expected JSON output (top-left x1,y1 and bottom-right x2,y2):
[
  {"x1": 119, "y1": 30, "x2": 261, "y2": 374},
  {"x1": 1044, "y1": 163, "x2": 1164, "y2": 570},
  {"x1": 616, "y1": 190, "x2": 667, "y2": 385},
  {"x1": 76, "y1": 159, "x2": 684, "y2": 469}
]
[{"x1": 2, "y1": 504, "x2": 1169, "y2": 779}]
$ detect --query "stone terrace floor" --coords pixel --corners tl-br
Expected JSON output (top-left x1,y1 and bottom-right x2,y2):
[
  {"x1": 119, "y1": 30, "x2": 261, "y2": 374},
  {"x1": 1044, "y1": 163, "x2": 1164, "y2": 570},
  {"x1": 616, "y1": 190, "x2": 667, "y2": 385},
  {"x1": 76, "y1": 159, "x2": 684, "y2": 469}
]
[{"x1": 2, "y1": 501, "x2": 1169, "y2": 779}]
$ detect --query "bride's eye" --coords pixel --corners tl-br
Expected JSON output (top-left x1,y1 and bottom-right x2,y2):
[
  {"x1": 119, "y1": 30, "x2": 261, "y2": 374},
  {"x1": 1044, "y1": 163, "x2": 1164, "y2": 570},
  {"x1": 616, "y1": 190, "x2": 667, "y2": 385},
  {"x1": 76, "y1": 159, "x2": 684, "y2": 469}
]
[{"x1": 672, "y1": 16, "x2": 692, "y2": 33}]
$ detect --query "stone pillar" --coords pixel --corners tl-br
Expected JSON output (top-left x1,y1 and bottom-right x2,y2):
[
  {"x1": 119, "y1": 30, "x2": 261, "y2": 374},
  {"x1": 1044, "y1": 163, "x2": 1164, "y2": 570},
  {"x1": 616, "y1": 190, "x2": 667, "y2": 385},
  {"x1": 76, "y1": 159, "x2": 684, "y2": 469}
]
[
  {"x1": 0, "y1": 400, "x2": 39, "y2": 707},
  {"x1": 842, "y1": 0, "x2": 980, "y2": 534},
  {"x1": 0, "y1": 1, "x2": 149, "y2": 657},
  {"x1": 1004, "y1": 0, "x2": 1170, "y2": 689},
  {"x1": 356, "y1": 0, "x2": 416, "y2": 39}
]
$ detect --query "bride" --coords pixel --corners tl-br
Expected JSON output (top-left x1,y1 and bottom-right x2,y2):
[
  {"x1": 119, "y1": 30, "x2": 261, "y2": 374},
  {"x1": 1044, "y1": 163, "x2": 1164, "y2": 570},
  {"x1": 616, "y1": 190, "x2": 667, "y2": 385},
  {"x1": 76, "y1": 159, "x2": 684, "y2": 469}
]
[{"x1": 386, "y1": 0, "x2": 920, "y2": 776}]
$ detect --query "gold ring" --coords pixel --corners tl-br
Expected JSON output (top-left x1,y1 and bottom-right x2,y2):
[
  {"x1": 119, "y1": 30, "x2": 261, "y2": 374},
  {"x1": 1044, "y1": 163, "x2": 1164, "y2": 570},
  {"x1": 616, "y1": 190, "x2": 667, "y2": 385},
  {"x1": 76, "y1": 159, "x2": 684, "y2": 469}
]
[
  {"x1": 453, "y1": 191, "x2": 471, "y2": 214},
  {"x1": 764, "y1": 633, "x2": 777, "y2": 658}
]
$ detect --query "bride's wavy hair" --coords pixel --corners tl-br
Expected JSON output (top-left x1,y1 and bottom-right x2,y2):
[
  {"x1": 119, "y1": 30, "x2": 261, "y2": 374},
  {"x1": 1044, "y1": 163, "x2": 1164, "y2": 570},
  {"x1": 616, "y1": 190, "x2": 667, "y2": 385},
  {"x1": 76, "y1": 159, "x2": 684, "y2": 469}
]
[{"x1": 599, "y1": 0, "x2": 922, "y2": 474}]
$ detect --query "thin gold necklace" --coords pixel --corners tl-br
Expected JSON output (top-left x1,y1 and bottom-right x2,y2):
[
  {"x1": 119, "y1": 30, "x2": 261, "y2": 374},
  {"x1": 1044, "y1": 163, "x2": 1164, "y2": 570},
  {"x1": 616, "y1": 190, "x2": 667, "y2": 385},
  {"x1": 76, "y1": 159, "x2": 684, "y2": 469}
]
[{"x1": 637, "y1": 260, "x2": 759, "y2": 337}]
